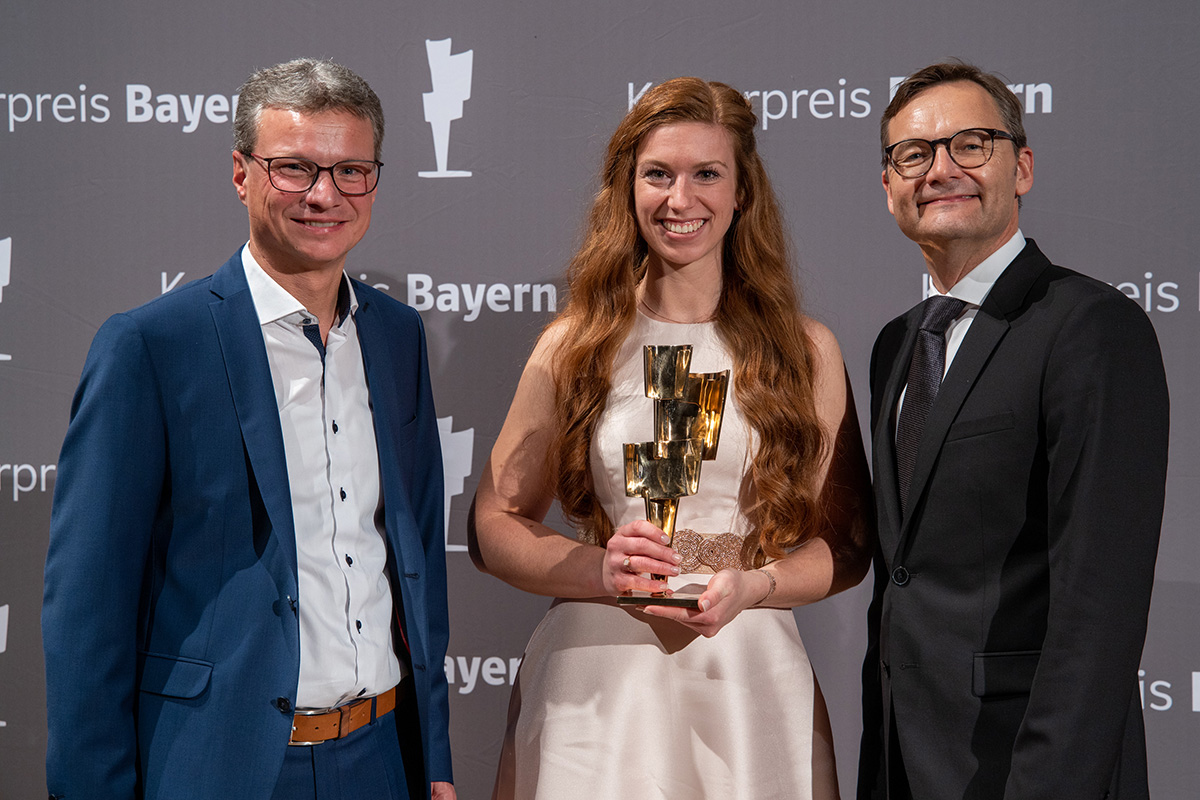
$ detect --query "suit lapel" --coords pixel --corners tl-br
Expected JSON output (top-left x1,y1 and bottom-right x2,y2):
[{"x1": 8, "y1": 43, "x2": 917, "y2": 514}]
[
  {"x1": 874, "y1": 310, "x2": 922, "y2": 549},
  {"x1": 897, "y1": 309, "x2": 1008, "y2": 547},
  {"x1": 208, "y1": 256, "x2": 297, "y2": 567},
  {"x1": 354, "y1": 292, "x2": 422, "y2": 577},
  {"x1": 896, "y1": 240, "x2": 1053, "y2": 553}
]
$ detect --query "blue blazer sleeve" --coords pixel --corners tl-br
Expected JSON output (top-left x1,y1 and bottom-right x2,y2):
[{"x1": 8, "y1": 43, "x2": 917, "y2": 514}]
[
  {"x1": 44, "y1": 313, "x2": 168, "y2": 798},
  {"x1": 408, "y1": 311, "x2": 454, "y2": 784}
]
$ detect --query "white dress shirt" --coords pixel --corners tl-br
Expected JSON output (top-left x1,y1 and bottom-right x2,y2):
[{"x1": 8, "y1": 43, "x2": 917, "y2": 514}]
[
  {"x1": 242, "y1": 245, "x2": 403, "y2": 709},
  {"x1": 897, "y1": 230, "x2": 1026, "y2": 425}
]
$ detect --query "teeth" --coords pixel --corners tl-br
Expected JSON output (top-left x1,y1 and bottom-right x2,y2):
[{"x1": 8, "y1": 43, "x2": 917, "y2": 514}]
[
  {"x1": 663, "y1": 219, "x2": 705, "y2": 234},
  {"x1": 304, "y1": 221, "x2": 339, "y2": 228}
]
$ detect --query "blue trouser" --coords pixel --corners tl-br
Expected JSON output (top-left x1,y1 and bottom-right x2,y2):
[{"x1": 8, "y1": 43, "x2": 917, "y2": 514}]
[{"x1": 270, "y1": 710, "x2": 411, "y2": 800}]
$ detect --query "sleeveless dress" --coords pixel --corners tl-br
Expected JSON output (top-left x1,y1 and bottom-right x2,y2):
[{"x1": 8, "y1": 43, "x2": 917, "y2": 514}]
[{"x1": 493, "y1": 312, "x2": 827, "y2": 799}]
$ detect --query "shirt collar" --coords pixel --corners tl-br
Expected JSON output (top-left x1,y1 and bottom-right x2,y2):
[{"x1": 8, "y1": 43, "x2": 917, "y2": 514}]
[
  {"x1": 931, "y1": 229, "x2": 1026, "y2": 306},
  {"x1": 240, "y1": 243, "x2": 359, "y2": 326}
]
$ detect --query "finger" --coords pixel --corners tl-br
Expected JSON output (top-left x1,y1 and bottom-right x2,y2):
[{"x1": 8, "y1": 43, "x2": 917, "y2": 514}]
[
  {"x1": 695, "y1": 582, "x2": 731, "y2": 614},
  {"x1": 637, "y1": 604, "x2": 698, "y2": 621},
  {"x1": 614, "y1": 519, "x2": 674, "y2": 545},
  {"x1": 611, "y1": 540, "x2": 681, "y2": 572},
  {"x1": 623, "y1": 553, "x2": 682, "y2": 577}
]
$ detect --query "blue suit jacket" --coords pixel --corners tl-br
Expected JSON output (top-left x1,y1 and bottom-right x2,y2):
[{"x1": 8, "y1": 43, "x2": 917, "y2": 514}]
[{"x1": 43, "y1": 253, "x2": 453, "y2": 799}]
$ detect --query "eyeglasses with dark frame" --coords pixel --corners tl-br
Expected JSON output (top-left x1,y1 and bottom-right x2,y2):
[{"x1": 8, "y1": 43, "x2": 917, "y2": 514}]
[
  {"x1": 243, "y1": 152, "x2": 384, "y2": 196},
  {"x1": 885, "y1": 128, "x2": 1016, "y2": 178}
]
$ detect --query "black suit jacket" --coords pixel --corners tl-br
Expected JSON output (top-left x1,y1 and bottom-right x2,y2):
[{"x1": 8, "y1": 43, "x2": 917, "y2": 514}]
[{"x1": 857, "y1": 240, "x2": 1169, "y2": 800}]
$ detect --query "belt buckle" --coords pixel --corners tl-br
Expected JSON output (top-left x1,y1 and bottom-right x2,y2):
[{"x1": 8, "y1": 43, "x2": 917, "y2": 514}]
[{"x1": 289, "y1": 703, "x2": 344, "y2": 747}]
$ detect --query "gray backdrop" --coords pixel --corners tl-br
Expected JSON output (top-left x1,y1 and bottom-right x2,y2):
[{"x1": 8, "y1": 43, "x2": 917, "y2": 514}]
[{"x1": 2, "y1": 1, "x2": 1197, "y2": 797}]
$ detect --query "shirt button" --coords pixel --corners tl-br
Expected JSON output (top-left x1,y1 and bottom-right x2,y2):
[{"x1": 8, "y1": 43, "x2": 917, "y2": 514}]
[
  {"x1": 332, "y1": 420, "x2": 339, "y2": 433},
  {"x1": 356, "y1": 620, "x2": 363, "y2": 632},
  {"x1": 340, "y1": 488, "x2": 347, "y2": 501},
  {"x1": 891, "y1": 566, "x2": 910, "y2": 586},
  {"x1": 345, "y1": 554, "x2": 354, "y2": 566}
]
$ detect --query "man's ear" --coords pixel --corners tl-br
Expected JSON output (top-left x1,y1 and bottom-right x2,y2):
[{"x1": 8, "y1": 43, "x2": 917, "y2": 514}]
[
  {"x1": 232, "y1": 151, "x2": 249, "y2": 206},
  {"x1": 1014, "y1": 146, "x2": 1034, "y2": 198}
]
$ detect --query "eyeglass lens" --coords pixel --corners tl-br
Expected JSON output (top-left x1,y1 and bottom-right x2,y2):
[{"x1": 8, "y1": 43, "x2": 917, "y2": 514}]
[
  {"x1": 267, "y1": 158, "x2": 380, "y2": 195},
  {"x1": 890, "y1": 129, "x2": 996, "y2": 176}
]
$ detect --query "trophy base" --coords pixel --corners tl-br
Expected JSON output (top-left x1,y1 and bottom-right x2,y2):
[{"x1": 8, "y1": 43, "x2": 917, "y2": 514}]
[{"x1": 617, "y1": 590, "x2": 702, "y2": 609}]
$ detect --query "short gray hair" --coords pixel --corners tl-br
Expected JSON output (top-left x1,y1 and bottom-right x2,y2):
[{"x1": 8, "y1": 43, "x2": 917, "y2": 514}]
[{"x1": 233, "y1": 58, "x2": 384, "y2": 160}]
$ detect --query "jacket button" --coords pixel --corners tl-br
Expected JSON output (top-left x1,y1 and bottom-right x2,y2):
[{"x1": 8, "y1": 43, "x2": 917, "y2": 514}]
[
  {"x1": 276, "y1": 697, "x2": 292, "y2": 713},
  {"x1": 891, "y1": 566, "x2": 910, "y2": 586}
]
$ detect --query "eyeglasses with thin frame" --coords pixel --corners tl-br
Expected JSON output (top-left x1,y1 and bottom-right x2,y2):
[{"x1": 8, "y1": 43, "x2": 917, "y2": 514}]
[
  {"x1": 243, "y1": 152, "x2": 383, "y2": 196},
  {"x1": 885, "y1": 128, "x2": 1016, "y2": 178}
]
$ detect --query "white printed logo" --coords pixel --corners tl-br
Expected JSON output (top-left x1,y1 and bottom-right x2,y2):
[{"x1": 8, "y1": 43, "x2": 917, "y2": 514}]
[
  {"x1": 0, "y1": 237, "x2": 11, "y2": 361},
  {"x1": 0, "y1": 603, "x2": 9, "y2": 728},
  {"x1": 438, "y1": 416, "x2": 474, "y2": 552},
  {"x1": 419, "y1": 38, "x2": 473, "y2": 178},
  {"x1": 921, "y1": 273, "x2": 937, "y2": 301},
  {"x1": 889, "y1": 76, "x2": 1052, "y2": 113}
]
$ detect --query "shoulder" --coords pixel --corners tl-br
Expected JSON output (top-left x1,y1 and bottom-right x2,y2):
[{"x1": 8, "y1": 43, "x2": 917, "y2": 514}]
[
  {"x1": 1003, "y1": 244, "x2": 1141, "y2": 324},
  {"x1": 1033, "y1": 264, "x2": 1157, "y2": 337},
  {"x1": 121, "y1": 250, "x2": 247, "y2": 325},
  {"x1": 119, "y1": 274, "x2": 218, "y2": 326},
  {"x1": 799, "y1": 315, "x2": 845, "y2": 376},
  {"x1": 83, "y1": 274, "x2": 222, "y2": 366},
  {"x1": 525, "y1": 316, "x2": 574, "y2": 377},
  {"x1": 872, "y1": 303, "x2": 916, "y2": 352}
]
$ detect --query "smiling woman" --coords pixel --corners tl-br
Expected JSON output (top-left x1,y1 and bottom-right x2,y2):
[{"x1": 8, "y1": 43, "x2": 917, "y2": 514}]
[
  {"x1": 632, "y1": 120, "x2": 739, "y2": 283},
  {"x1": 468, "y1": 77, "x2": 874, "y2": 800}
]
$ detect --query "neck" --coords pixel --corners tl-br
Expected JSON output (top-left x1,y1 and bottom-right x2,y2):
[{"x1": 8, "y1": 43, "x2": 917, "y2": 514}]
[
  {"x1": 918, "y1": 229, "x2": 1016, "y2": 293},
  {"x1": 639, "y1": 256, "x2": 721, "y2": 323},
  {"x1": 251, "y1": 245, "x2": 344, "y2": 339}
]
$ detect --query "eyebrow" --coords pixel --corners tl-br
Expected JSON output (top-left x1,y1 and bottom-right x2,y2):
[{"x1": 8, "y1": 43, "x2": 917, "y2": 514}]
[{"x1": 637, "y1": 158, "x2": 730, "y2": 169}]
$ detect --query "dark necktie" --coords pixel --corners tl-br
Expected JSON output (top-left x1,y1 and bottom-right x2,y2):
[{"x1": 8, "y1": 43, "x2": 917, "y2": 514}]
[{"x1": 895, "y1": 296, "x2": 966, "y2": 514}]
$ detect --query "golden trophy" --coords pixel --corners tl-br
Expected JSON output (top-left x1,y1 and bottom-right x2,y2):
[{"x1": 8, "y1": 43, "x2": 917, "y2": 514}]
[{"x1": 617, "y1": 344, "x2": 729, "y2": 608}]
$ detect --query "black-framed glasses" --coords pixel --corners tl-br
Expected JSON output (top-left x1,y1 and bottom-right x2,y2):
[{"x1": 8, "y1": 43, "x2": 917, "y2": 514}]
[
  {"x1": 244, "y1": 153, "x2": 383, "y2": 195},
  {"x1": 885, "y1": 128, "x2": 1016, "y2": 178}
]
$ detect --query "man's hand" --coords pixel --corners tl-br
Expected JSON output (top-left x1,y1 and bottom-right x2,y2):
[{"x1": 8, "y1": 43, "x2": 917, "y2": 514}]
[{"x1": 432, "y1": 780, "x2": 456, "y2": 799}]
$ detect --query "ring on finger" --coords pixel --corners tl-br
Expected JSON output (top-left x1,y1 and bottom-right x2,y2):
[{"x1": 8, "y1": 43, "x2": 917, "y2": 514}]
[{"x1": 622, "y1": 556, "x2": 632, "y2": 572}]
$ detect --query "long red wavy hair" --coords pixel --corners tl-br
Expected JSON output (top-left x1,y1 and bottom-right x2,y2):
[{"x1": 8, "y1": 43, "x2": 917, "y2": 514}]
[{"x1": 549, "y1": 77, "x2": 826, "y2": 566}]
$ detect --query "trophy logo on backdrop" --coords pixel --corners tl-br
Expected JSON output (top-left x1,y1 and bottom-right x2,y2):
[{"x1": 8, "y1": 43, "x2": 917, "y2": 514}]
[
  {"x1": 438, "y1": 416, "x2": 474, "y2": 552},
  {"x1": 419, "y1": 38, "x2": 474, "y2": 178},
  {"x1": 0, "y1": 238, "x2": 11, "y2": 362}
]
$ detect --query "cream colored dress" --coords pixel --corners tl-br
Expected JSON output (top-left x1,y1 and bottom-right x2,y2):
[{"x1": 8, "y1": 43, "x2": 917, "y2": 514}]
[{"x1": 493, "y1": 312, "x2": 826, "y2": 799}]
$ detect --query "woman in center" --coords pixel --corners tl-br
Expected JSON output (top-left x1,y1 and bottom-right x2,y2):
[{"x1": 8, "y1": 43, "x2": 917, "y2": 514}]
[{"x1": 469, "y1": 77, "x2": 874, "y2": 799}]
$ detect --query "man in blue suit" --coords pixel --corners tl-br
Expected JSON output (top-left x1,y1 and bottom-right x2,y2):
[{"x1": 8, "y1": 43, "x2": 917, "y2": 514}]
[{"x1": 43, "y1": 59, "x2": 455, "y2": 800}]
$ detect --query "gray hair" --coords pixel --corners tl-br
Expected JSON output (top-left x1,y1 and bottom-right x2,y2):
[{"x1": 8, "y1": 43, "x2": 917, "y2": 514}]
[{"x1": 233, "y1": 58, "x2": 384, "y2": 160}]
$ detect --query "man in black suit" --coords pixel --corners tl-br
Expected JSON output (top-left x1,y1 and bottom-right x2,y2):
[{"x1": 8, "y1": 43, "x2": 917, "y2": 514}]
[{"x1": 857, "y1": 62, "x2": 1169, "y2": 799}]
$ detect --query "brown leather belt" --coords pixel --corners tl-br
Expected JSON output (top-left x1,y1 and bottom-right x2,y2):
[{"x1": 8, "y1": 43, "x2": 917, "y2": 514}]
[{"x1": 289, "y1": 684, "x2": 399, "y2": 745}]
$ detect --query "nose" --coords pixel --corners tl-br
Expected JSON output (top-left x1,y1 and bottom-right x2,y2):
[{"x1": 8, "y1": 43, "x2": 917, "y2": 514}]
[
  {"x1": 924, "y1": 142, "x2": 964, "y2": 181},
  {"x1": 304, "y1": 169, "x2": 342, "y2": 205},
  {"x1": 666, "y1": 176, "x2": 694, "y2": 209}
]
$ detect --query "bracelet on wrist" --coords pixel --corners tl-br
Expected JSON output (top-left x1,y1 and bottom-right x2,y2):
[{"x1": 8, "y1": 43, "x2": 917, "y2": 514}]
[{"x1": 755, "y1": 568, "x2": 776, "y2": 606}]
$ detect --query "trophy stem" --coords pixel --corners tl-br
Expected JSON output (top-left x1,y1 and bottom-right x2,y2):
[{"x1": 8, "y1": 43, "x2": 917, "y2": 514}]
[
  {"x1": 644, "y1": 497, "x2": 678, "y2": 585},
  {"x1": 644, "y1": 497, "x2": 679, "y2": 541}
]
